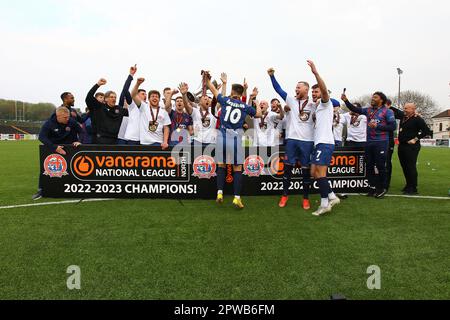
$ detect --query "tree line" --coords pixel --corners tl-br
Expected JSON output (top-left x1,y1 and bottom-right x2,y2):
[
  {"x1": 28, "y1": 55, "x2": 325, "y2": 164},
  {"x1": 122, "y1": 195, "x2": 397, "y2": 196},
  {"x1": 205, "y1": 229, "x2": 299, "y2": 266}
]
[
  {"x1": 0, "y1": 99, "x2": 56, "y2": 122},
  {"x1": 353, "y1": 90, "x2": 440, "y2": 123},
  {"x1": 1, "y1": 90, "x2": 441, "y2": 123}
]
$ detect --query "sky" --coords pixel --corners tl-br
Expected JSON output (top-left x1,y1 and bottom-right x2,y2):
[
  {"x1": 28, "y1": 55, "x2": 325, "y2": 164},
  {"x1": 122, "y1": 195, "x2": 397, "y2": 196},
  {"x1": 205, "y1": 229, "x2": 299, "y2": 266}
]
[{"x1": 0, "y1": 0, "x2": 449, "y2": 112}]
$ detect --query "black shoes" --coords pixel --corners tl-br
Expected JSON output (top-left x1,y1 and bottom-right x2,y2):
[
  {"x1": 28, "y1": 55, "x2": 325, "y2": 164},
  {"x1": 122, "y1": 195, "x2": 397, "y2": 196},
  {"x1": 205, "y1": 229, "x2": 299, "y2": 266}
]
[
  {"x1": 375, "y1": 189, "x2": 388, "y2": 199},
  {"x1": 367, "y1": 188, "x2": 377, "y2": 197},
  {"x1": 32, "y1": 190, "x2": 43, "y2": 201},
  {"x1": 403, "y1": 189, "x2": 418, "y2": 196}
]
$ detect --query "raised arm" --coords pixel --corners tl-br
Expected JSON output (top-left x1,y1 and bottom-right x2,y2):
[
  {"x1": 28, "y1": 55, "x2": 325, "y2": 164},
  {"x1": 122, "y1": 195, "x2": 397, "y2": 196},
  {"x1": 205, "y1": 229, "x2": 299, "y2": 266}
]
[
  {"x1": 341, "y1": 93, "x2": 364, "y2": 115},
  {"x1": 119, "y1": 65, "x2": 137, "y2": 107},
  {"x1": 249, "y1": 87, "x2": 259, "y2": 107},
  {"x1": 178, "y1": 82, "x2": 193, "y2": 115},
  {"x1": 85, "y1": 78, "x2": 107, "y2": 111},
  {"x1": 131, "y1": 78, "x2": 145, "y2": 107},
  {"x1": 243, "y1": 78, "x2": 248, "y2": 103},
  {"x1": 390, "y1": 105, "x2": 405, "y2": 120},
  {"x1": 205, "y1": 72, "x2": 219, "y2": 98},
  {"x1": 164, "y1": 89, "x2": 176, "y2": 113},
  {"x1": 276, "y1": 102, "x2": 285, "y2": 120},
  {"x1": 253, "y1": 100, "x2": 262, "y2": 119},
  {"x1": 220, "y1": 73, "x2": 227, "y2": 97},
  {"x1": 267, "y1": 68, "x2": 288, "y2": 101},
  {"x1": 307, "y1": 60, "x2": 329, "y2": 103}
]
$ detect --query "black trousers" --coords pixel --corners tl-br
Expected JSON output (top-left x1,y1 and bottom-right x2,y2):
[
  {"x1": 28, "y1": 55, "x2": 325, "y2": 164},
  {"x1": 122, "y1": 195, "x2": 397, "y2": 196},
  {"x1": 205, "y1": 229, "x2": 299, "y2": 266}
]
[
  {"x1": 386, "y1": 142, "x2": 395, "y2": 190},
  {"x1": 365, "y1": 141, "x2": 389, "y2": 191},
  {"x1": 398, "y1": 143, "x2": 421, "y2": 191}
]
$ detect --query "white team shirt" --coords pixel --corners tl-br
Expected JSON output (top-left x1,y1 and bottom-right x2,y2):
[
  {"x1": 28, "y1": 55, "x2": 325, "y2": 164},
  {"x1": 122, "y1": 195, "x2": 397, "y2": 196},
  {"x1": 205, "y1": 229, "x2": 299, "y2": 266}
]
[
  {"x1": 252, "y1": 111, "x2": 283, "y2": 146},
  {"x1": 343, "y1": 113, "x2": 367, "y2": 142},
  {"x1": 118, "y1": 116, "x2": 129, "y2": 140},
  {"x1": 129, "y1": 102, "x2": 171, "y2": 145},
  {"x1": 124, "y1": 104, "x2": 142, "y2": 142},
  {"x1": 333, "y1": 110, "x2": 346, "y2": 142},
  {"x1": 284, "y1": 96, "x2": 316, "y2": 142},
  {"x1": 191, "y1": 107, "x2": 217, "y2": 144},
  {"x1": 314, "y1": 99, "x2": 335, "y2": 146}
]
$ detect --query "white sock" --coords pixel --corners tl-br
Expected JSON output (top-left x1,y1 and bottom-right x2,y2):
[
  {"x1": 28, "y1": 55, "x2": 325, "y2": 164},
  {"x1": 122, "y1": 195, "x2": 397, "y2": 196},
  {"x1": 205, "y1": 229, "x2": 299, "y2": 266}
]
[
  {"x1": 218, "y1": 190, "x2": 223, "y2": 195},
  {"x1": 321, "y1": 198, "x2": 329, "y2": 208},
  {"x1": 328, "y1": 192, "x2": 337, "y2": 200},
  {"x1": 234, "y1": 196, "x2": 241, "y2": 199}
]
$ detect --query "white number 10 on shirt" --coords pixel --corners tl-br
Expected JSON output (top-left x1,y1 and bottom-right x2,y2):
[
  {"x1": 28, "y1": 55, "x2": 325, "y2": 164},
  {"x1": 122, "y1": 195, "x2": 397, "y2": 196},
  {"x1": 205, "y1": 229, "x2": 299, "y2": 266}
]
[{"x1": 224, "y1": 107, "x2": 242, "y2": 124}]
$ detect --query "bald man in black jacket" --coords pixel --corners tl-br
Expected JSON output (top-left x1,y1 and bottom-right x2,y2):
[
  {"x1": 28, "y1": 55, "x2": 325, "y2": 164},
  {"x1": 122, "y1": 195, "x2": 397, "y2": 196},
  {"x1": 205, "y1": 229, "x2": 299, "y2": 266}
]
[{"x1": 391, "y1": 103, "x2": 432, "y2": 195}]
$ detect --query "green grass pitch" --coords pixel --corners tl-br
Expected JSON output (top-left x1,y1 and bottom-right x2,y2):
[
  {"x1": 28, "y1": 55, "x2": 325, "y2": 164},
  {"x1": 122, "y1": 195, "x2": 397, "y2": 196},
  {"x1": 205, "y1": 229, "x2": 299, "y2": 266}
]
[{"x1": 0, "y1": 141, "x2": 449, "y2": 300}]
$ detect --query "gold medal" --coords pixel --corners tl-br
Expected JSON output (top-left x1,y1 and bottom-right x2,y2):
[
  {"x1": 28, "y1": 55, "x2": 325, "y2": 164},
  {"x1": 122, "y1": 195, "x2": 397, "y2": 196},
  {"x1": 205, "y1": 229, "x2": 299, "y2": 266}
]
[
  {"x1": 149, "y1": 106, "x2": 160, "y2": 133},
  {"x1": 149, "y1": 121, "x2": 158, "y2": 132}
]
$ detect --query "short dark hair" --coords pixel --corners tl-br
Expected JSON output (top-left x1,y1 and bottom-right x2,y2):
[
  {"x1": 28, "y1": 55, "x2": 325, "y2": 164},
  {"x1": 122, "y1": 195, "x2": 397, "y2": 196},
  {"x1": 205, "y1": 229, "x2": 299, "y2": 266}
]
[
  {"x1": 149, "y1": 90, "x2": 161, "y2": 98},
  {"x1": 231, "y1": 84, "x2": 244, "y2": 96},
  {"x1": 163, "y1": 87, "x2": 171, "y2": 93},
  {"x1": 95, "y1": 92, "x2": 104, "y2": 98},
  {"x1": 386, "y1": 99, "x2": 392, "y2": 106},
  {"x1": 271, "y1": 98, "x2": 280, "y2": 104},
  {"x1": 138, "y1": 89, "x2": 147, "y2": 94},
  {"x1": 175, "y1": 97, "x2": 183, "y2": 102},
  {"x1": 373, "y1": 91, "x2": 388, "y2": 104},
  {"x1": 311, "y1": 84, "x2": 320, "y2": 90},
  {"x1": 60, "y1": 92, "x2": 72, "y2": 102}
]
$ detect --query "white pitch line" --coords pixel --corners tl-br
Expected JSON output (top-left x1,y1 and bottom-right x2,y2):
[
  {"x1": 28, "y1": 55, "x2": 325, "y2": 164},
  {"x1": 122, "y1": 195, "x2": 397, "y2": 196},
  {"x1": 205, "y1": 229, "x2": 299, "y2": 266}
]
[
  {"x1": 1, "y1": 194, "x2": 449, "y2": 210},
  {"x1": 0, "y1": 199, "x2": 114, "y2": 210},
  {"x1": 347, "y1": 193, "x2": 450, "y2": 200}
]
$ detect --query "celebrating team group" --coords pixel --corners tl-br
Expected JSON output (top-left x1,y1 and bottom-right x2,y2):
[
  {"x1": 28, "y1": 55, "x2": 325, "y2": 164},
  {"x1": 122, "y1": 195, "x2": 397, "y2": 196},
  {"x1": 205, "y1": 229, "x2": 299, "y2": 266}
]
[{"x1": 38, "y1": 60, "x2": 400, "y2": 216}]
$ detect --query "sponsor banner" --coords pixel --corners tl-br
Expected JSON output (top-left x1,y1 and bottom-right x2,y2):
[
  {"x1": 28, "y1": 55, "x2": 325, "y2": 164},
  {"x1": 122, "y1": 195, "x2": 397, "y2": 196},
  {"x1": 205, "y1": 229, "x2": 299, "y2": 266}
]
[
  {"x1": 436, "y1": 139, "x2": 450, "y2": 147},
  {"x1": 0, "y1": 134, "x2": 38, "y2": 141},
  {"x1": 40, "y1": 145, "x2": 369, "y2": 199},
  {"x1": 421, "y1": 139, "x2": 437, "y2": 147}
]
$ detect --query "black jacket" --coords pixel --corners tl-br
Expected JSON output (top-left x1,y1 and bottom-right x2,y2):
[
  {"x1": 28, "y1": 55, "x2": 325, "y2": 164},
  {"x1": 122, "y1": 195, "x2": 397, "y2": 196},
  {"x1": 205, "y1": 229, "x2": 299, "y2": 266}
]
[
  {"x1": 391, "y1": 107, "x2": 432, "y2": 144},
  {"x1": 39, "y1": 113, "x2": 81, "y2": 152},
  {"x1": 85, "y1": 84, "x2": 129, "y2": 139}
]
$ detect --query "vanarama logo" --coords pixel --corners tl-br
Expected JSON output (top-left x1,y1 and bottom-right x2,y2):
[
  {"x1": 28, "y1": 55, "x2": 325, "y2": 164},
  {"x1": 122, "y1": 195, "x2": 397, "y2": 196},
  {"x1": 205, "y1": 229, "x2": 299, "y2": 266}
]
[
  {"x1": 70, "y1": 151, "x2": 189, "y2": 182},
  {"x1": 330, "y1": 155, "x2": 357, "y2": 166},
  {"x1": 73, "y1": 156, "x2": 95, "y2": 177},
  {"x1": 268, "y1": 152, "x2": 365, "y2": 179}
]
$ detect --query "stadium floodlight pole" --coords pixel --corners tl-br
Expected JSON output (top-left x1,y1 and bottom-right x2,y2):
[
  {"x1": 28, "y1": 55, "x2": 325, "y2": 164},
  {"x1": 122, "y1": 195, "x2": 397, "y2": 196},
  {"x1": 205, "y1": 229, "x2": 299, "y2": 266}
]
[
  {"x1": 15, "y1": 100, "x2": 17, "y2": 121},
  {"x1": 397, "y1": 68, "x2": 403, "y2": 108}
]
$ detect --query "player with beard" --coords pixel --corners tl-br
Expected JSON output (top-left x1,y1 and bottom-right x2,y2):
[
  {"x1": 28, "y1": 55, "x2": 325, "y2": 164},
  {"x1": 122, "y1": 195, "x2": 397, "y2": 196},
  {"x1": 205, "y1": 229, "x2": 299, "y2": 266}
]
[
  {"x1": 130, "y1": 78, "x2": 170, "y2": 148},
  {"x1": 342, "y1": 91, "x2": 396, "y2": 198},
  {"x1": 306, "y1": 60, "x2": 341, "y2": 216},
  {"x1": 268, "y1": 68, "x2": 316, "y2": 210}
]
